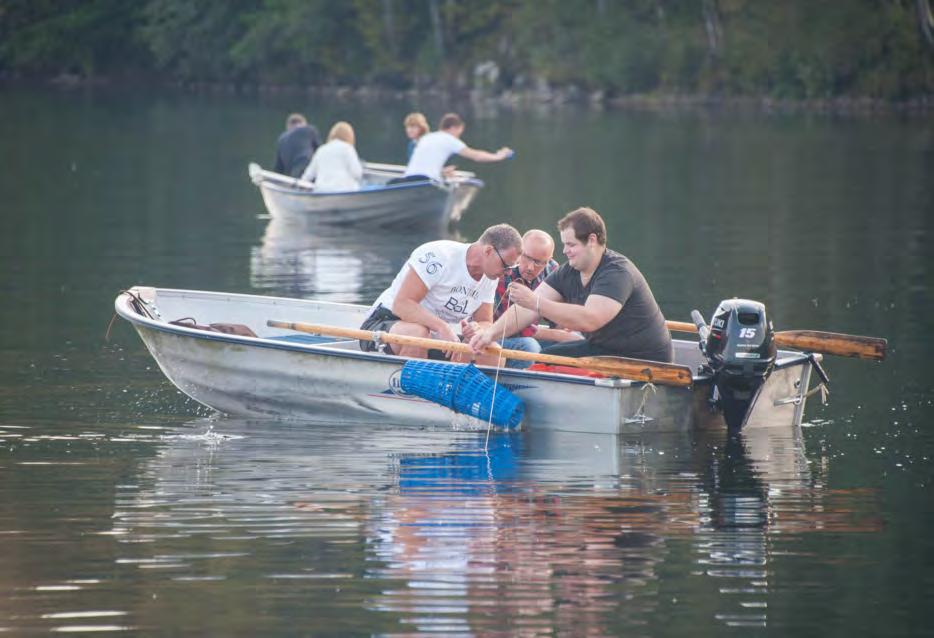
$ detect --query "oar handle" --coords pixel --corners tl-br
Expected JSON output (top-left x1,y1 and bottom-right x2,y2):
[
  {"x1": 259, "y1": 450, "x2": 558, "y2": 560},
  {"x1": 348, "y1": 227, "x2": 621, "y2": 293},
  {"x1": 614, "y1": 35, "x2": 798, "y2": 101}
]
[
  {"x1": 668, "y1": 320, "x2": 700, "y2": 334},
  {"x1": 267, "y1": 320, "x2": 693, "y2": 387},
  {"x1": 665, "y1": 320, "x2": 886, "y2": 361}
]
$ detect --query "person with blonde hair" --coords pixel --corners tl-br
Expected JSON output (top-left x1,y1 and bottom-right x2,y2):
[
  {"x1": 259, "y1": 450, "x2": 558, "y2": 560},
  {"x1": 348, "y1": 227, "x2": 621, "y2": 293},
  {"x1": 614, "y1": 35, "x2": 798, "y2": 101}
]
[
  {"x1": 301, "y1": 121, "x2": 364, "y2": 192},
  {"x1": 403, "y1": 112, "x2": 430, "y2": 161}
]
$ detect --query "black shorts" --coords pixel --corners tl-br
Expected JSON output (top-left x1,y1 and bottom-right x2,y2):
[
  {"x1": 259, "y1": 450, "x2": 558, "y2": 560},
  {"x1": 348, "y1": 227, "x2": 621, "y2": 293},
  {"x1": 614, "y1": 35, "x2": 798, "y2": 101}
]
[
  {"x1": 359, "y1": 305, "x2": 399, "y2": 353},
  {"x1": 358, "y1": 305, "x2": 458, "y2": 360}
]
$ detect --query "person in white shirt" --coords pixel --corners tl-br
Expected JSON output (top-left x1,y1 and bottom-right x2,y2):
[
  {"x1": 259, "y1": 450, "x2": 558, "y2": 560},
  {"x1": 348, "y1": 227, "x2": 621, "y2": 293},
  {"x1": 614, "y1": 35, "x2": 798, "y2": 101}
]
[
  {"x1": 360, "y1": 224, "x2": 522, "y2": 363},
  {"x1": 399, "y1": 113, "x2": 512, "y2": 183},
  {"x1": 301, "y1": 121, "x2": 363, "y2": 192}
]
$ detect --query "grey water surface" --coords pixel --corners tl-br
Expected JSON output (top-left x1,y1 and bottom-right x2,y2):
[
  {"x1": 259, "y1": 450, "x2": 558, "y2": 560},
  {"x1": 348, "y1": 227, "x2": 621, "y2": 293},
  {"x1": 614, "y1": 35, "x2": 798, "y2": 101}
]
[{"x1": 0, "y1": 85, "x2": 931, "y2": 635}]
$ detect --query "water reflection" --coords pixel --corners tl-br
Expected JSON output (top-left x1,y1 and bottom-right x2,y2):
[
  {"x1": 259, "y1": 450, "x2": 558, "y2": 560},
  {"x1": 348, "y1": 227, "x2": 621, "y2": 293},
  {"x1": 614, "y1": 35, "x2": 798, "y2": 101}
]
[
  {"x1": 250, "y1": 215, "x2": 461, "y2": 302},
  {"x1": 101, "y1": 420, "x2": 879, "y2": 635}
]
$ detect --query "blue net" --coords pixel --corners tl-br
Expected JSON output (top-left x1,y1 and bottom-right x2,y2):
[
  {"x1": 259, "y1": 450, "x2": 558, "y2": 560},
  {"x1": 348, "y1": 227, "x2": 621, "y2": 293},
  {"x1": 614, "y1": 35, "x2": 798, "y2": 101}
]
[{"x1": 400, "y1": 361, "x2": 525, "y2": 429}]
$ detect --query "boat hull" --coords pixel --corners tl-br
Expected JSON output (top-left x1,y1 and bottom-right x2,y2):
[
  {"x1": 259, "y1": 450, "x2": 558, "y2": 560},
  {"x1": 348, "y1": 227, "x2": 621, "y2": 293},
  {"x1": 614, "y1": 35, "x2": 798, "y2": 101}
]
[
  {"x1": 256, "y1": 168, "x2": 482, "y2": 228},
  {"x1": 116, "y1": 288, "x2": 821, "y2": 435}
]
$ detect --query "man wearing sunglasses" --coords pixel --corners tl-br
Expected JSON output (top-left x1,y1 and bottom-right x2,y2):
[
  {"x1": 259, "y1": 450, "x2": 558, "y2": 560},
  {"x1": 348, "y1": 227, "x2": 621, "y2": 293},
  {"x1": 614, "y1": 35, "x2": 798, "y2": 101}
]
[{"x1": 359, "y1": 224, "x2": 522, "y2": 362}]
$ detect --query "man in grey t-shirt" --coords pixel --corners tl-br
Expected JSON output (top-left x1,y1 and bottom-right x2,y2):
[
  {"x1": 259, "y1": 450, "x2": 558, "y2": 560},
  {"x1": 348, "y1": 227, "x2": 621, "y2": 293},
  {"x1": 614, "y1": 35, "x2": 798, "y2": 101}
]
[{"x1": 469, "y1": 207, "x2": 673, "y2": 363}]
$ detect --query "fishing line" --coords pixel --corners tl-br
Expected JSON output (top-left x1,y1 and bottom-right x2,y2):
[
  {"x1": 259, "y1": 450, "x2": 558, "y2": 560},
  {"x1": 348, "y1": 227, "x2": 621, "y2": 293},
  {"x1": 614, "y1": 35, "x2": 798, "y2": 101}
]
[{"x1": 484, "y1": 301, "x2": 514, "y2": 452}]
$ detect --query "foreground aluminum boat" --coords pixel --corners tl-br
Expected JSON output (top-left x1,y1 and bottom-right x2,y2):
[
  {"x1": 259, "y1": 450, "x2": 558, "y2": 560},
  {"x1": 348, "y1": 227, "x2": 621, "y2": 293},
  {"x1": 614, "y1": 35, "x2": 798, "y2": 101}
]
[
  {"x1": 250, "y1": 162, "x2": 483, "y2": 228},
  {"x1": 115, "y1": 287, "x2": 823, "y2": 435}
]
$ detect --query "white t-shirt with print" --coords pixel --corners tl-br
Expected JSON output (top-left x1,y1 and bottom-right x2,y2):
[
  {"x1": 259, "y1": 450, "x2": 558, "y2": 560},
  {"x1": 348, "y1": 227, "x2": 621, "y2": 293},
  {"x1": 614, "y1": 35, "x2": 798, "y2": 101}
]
[
  {"x1": 403, "y1": 131, "x2": 466, "y2": 181},
  {"x1": 369, "y1": 240, "x2": 496, "y2": 332}
]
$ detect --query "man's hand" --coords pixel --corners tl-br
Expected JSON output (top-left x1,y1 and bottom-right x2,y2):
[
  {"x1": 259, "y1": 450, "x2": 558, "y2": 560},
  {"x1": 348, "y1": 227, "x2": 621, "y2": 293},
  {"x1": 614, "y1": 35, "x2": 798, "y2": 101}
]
[
  {"x1": 507, "y1": 281, "x2": 537, "y2": 311},
  {"x1": 496, "y1": 147, "x2": 514, "y2": 160},
  {"x1": 469, "y1": 329, "x2": 497, "y2": 355},
  {"x1": 442, "y1": 165, "x2": 457, "y2": 178},
  {"x1": 433, "y1": 323, "x2": 470, "y2": 362},
  {"x1": 460, "y1": 319, "x2": 480, "y2": 341}
]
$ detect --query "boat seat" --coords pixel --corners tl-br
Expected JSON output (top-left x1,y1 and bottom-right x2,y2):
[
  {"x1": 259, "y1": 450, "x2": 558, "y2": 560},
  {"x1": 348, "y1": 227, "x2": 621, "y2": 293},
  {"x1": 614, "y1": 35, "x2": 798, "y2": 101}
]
[{"x1": 267, "y1": 334, "x2": 352, "y2": 346}]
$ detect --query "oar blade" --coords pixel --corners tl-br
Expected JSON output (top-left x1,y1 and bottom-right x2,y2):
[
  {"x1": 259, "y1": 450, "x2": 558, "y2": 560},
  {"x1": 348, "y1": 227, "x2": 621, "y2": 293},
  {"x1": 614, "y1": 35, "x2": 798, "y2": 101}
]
[{"x1": 775, "y1": 330, "x2": 887, "y2": 361}]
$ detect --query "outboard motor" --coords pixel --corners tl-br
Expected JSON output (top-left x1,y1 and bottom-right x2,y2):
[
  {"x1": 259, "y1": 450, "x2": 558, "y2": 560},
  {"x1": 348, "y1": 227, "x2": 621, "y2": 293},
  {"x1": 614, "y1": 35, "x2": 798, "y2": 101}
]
[{"x1": 696, "y1": 299, "x2": 777, "y2": 432}]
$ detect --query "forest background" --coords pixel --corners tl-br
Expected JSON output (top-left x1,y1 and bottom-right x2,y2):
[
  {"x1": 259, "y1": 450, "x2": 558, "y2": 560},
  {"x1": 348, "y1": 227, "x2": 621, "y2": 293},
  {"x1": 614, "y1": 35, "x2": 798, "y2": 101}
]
[{"x1": 2, "y1": 0, "x2": 933, "y2": 105}]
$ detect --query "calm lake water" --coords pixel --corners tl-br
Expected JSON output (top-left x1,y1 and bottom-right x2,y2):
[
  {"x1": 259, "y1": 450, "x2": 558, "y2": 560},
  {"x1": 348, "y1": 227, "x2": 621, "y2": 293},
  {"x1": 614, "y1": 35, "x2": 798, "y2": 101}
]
[{"x1": 0, "y1": 85, "x2": 932, "y2": 635}]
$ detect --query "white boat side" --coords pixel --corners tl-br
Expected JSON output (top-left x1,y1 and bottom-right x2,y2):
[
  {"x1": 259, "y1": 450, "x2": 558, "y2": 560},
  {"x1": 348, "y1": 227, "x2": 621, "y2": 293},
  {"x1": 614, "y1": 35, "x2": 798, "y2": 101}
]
[
  {"x1": 115, "y1": 287, "x2": 822, "y2": 435},
  {"x1": 250, "y1": 162, "x2": 483, "y2": 227}
]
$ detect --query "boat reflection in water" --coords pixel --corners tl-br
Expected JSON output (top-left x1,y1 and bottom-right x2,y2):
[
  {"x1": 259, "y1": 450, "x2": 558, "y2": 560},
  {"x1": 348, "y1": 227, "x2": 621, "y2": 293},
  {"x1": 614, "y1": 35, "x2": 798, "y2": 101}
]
[
  {"x1": 108, "y1": 421, "x2": 880, "y2": 634},
  {"x1": 250, "y1": 214, "x2": 460, "y2": 302}
]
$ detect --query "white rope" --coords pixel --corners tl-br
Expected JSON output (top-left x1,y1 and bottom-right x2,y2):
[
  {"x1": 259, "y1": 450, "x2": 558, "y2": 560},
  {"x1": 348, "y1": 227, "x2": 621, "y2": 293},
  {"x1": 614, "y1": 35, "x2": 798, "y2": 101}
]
[
  {"x1": 484, "y1": 304, "x2": 513, "y2": 451},
  {"x1": 624, "y1": 382, "x2": 657, "y2": 424}
]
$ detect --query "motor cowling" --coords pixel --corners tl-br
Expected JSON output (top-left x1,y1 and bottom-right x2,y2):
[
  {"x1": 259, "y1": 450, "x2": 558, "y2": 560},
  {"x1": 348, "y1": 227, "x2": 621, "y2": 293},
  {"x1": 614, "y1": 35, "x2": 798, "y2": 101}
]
[{"x1": 705, "y1": 299, "x2": 776, "y2": 431}]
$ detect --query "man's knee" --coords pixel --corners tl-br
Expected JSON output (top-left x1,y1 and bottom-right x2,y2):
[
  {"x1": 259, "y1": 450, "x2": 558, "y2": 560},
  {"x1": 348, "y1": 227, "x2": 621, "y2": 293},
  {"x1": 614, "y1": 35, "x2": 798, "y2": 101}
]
[
  {"x1": 501, "y1": 336, "x2": 542, "y2": 354},
  {"x1": 388, "y1": 322, "x2": 431, "y2": 357},
  {"x1": 391, "y1": 322, "x2": 430, "y2": 338}
]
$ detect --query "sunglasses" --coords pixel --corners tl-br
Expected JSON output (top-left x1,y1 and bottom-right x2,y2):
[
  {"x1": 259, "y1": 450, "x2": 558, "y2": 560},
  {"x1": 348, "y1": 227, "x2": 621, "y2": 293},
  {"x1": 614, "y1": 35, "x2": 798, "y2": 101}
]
[{"x1": 492, "y1": 245, "x2": 517, "y2": 271}]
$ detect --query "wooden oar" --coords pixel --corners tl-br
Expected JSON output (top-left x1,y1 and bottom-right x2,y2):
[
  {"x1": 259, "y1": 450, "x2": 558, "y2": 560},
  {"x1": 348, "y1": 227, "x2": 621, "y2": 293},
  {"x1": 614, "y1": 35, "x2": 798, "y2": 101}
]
[
  {"x1": 248, "y1": 162, "x2": 315, "y2": 190},
  {"x1": 665, "y1": 320, "x2": 886, "y2": 361},
  {"x1": 267, "y1": 320, "x2": 693, "y2": 387}
]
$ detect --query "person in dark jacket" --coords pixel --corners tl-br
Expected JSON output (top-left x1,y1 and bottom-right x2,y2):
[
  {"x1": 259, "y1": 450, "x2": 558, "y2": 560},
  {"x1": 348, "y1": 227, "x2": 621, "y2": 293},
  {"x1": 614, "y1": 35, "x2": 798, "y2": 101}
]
[{"x1": 274, "y1": 113, "x2": 321, "y2": 177}]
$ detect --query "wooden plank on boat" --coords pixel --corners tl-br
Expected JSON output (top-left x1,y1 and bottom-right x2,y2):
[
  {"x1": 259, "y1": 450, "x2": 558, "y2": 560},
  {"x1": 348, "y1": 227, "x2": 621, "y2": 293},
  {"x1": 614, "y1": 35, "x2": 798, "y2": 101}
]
[{"x1": 267, "y1": 320, "x2": 694, "y2": 387}]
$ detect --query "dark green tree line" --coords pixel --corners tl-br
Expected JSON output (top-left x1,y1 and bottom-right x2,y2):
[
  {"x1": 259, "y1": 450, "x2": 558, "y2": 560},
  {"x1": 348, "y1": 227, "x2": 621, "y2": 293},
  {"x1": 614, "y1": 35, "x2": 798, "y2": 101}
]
[{"x1": 1, "y1": 0, "x2": 931, "y2": 100}]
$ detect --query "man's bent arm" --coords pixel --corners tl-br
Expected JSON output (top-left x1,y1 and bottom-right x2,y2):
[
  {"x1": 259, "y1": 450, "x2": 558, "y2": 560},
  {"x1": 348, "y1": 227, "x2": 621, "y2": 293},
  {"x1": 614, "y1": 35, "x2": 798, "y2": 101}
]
[
  {"x1": 538, "y1": 293, "x2": 622, "y2": 334},
  {"x1": 472, "y1": 304, "x2": 538, "y2": 352},
  {"x1": 390, "y1": 269, "x2": 450, "y2": 335},
  {"x1": 470, "y1": 302, "x2": 493, "y2": 326},
  {"x1": 534, "y1": 326, "x2": 581, "y2": 343}
]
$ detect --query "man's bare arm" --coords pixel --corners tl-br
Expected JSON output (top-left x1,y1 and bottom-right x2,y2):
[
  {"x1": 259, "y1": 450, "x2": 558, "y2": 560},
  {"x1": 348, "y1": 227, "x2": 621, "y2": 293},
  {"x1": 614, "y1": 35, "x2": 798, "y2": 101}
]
[
  {"x1": 458, "y1": 146, "x2": 513, "y2": 163},
  {"x1": 390, "y1": 268, "x2": 451, "y2": 336}
]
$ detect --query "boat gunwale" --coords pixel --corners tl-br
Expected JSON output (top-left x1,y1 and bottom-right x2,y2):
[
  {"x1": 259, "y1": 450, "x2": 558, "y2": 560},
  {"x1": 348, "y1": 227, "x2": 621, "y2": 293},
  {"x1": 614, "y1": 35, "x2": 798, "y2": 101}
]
[
  {"x1": 258, "y1": 176, "x2": 484, "y2": 198},
  {"x1": 115, "y1": 288, "x2": 815, "y2": 389}
]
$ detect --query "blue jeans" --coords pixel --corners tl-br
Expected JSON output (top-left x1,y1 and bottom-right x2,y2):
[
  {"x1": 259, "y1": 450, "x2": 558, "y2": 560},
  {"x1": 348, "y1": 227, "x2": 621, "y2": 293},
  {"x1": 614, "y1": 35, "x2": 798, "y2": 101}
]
[{"x1": 500, "y1": 336, "x2": 541, "y2": 369}]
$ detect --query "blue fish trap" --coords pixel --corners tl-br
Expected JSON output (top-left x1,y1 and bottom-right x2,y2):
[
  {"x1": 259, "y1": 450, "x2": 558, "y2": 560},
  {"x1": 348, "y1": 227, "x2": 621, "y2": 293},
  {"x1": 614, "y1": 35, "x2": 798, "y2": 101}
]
[{"x1": 400, "y1": 361, "x2": 525, "y2": 429}]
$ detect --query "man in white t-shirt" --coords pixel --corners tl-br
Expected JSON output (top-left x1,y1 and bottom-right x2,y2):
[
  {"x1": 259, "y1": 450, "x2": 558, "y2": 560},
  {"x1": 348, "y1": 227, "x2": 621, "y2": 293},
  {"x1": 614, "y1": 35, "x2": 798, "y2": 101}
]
[
  {"x1": 400, "y1": 113, "x2": 513, "y2": 182},
  {"x1": 360, "y1": 224, "x2": 522, "y2": 362}
]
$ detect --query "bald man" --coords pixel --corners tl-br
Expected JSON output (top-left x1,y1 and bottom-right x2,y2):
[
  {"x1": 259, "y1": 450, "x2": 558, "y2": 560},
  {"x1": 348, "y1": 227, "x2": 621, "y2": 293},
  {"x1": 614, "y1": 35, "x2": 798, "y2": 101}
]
[{"x1": 463, "y1": 229, "x2": 579, "y2": 368}]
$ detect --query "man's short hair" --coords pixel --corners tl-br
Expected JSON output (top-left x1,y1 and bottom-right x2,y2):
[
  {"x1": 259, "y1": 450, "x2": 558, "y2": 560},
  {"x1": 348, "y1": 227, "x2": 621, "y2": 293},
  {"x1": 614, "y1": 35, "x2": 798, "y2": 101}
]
[
  {"x1": 438, "y1": 113, "x2": 464, "y2": 131},
  {"x1": 478, "y1": 223, "x2": 522, "y2": 253},
  {"x1": 286, "y1": 113, "x2": 307, "y2": 129},
  {"x1": 558, "y1": 207, "x2": 607, "y2": 246}
]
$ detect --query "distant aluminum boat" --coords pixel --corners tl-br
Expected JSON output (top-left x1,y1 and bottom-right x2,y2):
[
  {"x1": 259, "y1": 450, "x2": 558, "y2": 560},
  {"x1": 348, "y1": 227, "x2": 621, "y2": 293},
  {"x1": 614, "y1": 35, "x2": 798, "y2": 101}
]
[
  {"x1": 249, "y1": 162, "x2": 483, "y2": 228},
  {"x1": 115, "y1": 287, "x2": 825, "y2": 435}
]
